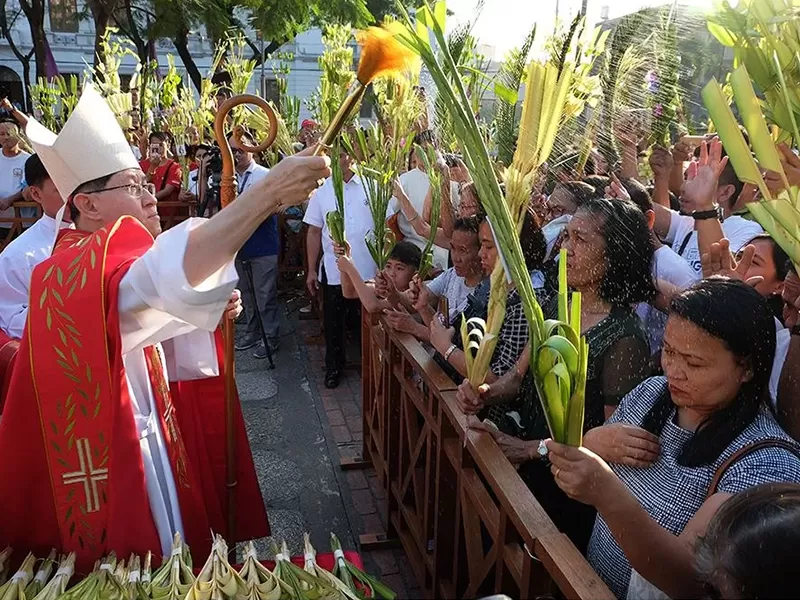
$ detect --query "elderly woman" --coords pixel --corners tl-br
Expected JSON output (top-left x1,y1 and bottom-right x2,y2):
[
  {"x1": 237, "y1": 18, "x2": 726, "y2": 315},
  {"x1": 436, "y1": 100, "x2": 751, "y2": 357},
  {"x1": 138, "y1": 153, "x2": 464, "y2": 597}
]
[
  {"x1": 464, "y1": 196, "x2": 655, "y2": 551},
  {"x1": 546, "y1": 278, "x2": 800, "y2": 599}
]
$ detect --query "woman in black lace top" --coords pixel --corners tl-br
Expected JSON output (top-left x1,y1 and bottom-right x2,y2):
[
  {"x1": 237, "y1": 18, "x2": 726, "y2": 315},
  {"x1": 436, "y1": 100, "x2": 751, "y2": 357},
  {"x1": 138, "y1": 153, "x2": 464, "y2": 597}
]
[{"x1": 459, "y1": 197, "x2": 656, "y2": 551}]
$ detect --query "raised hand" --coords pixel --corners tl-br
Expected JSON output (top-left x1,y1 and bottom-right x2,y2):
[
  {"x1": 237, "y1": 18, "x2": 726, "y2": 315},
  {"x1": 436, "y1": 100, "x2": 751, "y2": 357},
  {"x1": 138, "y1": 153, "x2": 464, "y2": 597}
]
[
  {"x1": 605, "y1": 173, "x2": 631, "y2": 202},
  {"x1": 782, "y1": 270, "x2": 800, "y2": 329},
  {"x1": 700, "y1": 238, "x2": 764, "y2": 287},
  {"x1": 649, "y1": 145, "x2": 674, "y2": 178},
  {"x1": 680, "y1": 139, "x2": 728, "y2": 212}
]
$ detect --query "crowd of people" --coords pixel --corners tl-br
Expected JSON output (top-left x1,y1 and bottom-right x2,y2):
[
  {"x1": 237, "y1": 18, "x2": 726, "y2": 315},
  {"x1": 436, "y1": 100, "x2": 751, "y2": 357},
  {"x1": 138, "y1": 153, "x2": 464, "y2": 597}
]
[
  {"x1": 1, "y1": 79, "x2": 800, "y2": 597},
  {"x1": 310, "y1": 131, "x2": 800, "y2": 597}
]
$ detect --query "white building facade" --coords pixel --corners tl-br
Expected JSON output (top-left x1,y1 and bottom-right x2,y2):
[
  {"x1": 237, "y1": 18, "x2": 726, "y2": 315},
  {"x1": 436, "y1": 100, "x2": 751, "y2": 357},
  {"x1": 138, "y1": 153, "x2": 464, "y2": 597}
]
[{"x1": 0, "y1": 0, "x2": 333, "y2": 123}]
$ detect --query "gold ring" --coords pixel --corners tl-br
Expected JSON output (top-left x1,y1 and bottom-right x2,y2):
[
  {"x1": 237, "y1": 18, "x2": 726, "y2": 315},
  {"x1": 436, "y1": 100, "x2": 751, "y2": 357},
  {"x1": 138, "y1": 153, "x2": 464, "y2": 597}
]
[{"x1": 554, "y1": 468, "x2": 561, "y2": 479}]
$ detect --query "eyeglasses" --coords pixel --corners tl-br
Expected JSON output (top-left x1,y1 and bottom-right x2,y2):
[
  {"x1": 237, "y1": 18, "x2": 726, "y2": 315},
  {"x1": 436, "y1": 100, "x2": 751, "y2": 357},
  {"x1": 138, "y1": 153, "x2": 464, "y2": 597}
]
[{"x1": 82, "y1": 182, "x2": 156, "y2": 198}]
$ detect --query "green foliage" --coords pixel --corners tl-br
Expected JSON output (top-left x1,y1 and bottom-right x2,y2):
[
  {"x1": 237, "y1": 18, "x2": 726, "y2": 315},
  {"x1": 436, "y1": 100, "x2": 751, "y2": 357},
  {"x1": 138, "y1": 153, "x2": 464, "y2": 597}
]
[
  {"x1": 597, "y1": 11, "x2": 646, "y2": 170},
  {"x1": 648, "y1": 6, "x2": 680, "y2": 147},
  {"x1": 309, "y1": 23, "x2": 356, "y2": 129},
  {"x1": 493, "y1": 25, "x2": 537, "y2": 166},
  {"x1": 345, "y1": 123, "x2": 413, "y2": 269},
  {"x1": 707, "y1": 0, "x2": 800, "y2": 145}
]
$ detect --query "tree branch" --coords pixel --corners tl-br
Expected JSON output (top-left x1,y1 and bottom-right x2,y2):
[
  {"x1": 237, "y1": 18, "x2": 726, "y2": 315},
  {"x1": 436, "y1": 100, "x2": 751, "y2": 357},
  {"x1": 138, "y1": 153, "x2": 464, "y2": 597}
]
[{"x1": 0, "y1": 4, "x2": 28, "y2": 62}]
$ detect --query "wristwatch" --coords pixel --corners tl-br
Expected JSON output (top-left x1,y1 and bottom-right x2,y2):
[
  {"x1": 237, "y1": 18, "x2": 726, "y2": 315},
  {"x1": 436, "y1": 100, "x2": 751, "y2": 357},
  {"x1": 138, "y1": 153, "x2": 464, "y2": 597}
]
[
  {"x1": 536, "y1": 439, "x2": 549, "y2": 459},
  {"x1": 691, "y1": 206, "x2": 723, "y2": 222}
]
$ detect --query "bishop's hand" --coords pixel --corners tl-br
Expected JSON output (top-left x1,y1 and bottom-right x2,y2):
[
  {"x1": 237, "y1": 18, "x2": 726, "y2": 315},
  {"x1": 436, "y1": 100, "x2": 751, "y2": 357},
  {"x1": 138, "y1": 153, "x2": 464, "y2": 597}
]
[{"x1": 248, "y1": 144, "x2": 331, "y2": 213}]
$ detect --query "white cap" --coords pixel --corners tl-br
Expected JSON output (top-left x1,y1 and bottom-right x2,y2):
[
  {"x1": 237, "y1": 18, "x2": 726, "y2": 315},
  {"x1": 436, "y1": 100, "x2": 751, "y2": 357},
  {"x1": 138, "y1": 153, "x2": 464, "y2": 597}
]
[{"x1": 25, "y1": 83, "x2": 139, "y2": 199}]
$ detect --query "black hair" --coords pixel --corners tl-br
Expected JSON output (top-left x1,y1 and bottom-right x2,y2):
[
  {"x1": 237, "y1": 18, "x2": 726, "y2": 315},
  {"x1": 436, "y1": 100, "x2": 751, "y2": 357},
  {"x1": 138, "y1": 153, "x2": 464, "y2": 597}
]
[
  {"x1": 576, "y1": 196, "x2": 655, "y2": 305},
  {"x1": 520, "y1": 209, "x2": 547, "y2": 271},
  {"x1": 190, "y1": 143, "x2": 211, "y2": 159},
  {"x1": 696, "y1": 482, "x2": 800, "y2": 598},
  {"x1": 453, "y1": 215, "x2": 481, "y2": 237},
  {"x1": 229, "y1": 129, "x2": 255, "y2": 146},
  {"x1": 641, "y1": 277, "x2": 776, "y2": 467},
  {"x1": 747, "y1": 234, "x2": 792, "y2": 282},
  {"x1": 718, "y1": 160, "x2": 745, "y2": 207},
  {"x1": 646, "y1": 184, "x2": 680, "y2": 212},
  {"x1": 620, "y1": 177, "x2": 653, "y2": 214},
  {"x1": 554, "y1": 181, "x2": 599, "y2": 209},
  {"x1": 149, "y1": 131, "x2": 170, "y2": 144},
  {"x1": 24, "y1": 154, "x2": 49, "y2": 188},
  {"x1": 70, "y1": 173, "x2": 116, "y2": 222},
  {"x1": 388, "y1": 241, "x2": 422, "y2": 269},
  {"x1": 582, "y1": 174, "x2": 610, "y2": 196}
]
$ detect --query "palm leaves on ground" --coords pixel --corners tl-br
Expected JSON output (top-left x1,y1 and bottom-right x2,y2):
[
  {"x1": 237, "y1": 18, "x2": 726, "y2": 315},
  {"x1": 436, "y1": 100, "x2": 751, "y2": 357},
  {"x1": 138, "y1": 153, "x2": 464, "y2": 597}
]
[
  {"x1": 703, "y1": 65, "x2": 800, "y2": 272},
  {"x1": 707, "y1": 0, "x2": 800, "y2": 145}
]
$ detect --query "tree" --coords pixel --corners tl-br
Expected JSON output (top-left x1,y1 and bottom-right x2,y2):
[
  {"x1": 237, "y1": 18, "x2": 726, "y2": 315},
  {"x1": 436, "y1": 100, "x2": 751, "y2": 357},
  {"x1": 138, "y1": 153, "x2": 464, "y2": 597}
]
[
  {"x1": 0, "y1": 0, "x2": 35, "y2": 110},
  {"x1": 16, "y1": 0, "x2": 48, "y2": 81},
  {"x1": 86, "y1": 0, "x2": 123, "y2": 70},
  {"x1": 93, "y1": 0, "x2": 418, "y2": 94}
]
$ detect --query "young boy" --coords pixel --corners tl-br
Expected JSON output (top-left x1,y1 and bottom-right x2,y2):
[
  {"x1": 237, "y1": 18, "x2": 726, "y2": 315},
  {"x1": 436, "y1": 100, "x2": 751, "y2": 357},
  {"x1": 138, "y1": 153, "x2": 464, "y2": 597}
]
[{"x1": 336, "y1": 240, "x2": 421, "y2": 313}]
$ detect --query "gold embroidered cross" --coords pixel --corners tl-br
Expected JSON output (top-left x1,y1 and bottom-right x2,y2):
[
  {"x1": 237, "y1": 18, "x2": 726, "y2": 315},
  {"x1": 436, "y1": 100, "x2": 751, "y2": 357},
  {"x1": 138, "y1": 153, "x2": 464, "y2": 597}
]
[{"x1": 62, "y1": 438, "x2": 108, "y2": 513}]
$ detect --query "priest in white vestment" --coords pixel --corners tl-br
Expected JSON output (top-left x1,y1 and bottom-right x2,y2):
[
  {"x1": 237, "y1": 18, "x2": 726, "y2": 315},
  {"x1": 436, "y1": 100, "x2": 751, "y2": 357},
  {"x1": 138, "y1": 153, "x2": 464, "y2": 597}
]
[
  {"x1": 0, "y1": 154, "x2": 71, "y2": 338},
  {"x1": 14, "y1": 84, "x2": 331, "y2": 556}
]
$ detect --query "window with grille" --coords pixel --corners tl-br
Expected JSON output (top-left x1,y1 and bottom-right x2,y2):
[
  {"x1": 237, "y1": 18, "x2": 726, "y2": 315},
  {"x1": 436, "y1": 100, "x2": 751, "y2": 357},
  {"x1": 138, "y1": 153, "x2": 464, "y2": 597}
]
[{"x1": 49, "y1": 0, "x2": 79, "y2": 33}]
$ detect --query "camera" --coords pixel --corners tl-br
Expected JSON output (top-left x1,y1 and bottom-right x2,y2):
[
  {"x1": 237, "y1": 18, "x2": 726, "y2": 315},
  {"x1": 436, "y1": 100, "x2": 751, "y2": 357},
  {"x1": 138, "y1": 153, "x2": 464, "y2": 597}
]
[{"x1": 198, "y1": 146, "x2": 223, "y2": 216}]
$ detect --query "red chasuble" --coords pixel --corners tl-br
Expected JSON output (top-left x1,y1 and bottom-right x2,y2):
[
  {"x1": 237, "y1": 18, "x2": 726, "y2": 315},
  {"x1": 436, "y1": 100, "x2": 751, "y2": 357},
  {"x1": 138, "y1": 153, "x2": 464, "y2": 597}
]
[
  {"x1": 0, "y1": 217, "x2": 247, "y2": 571},
  {"x1": 170, "y1": 331, "x2": 270, "y2": 543},
  {"x1": 0, "y1": 330, "x2": 18, "y2": 412}
]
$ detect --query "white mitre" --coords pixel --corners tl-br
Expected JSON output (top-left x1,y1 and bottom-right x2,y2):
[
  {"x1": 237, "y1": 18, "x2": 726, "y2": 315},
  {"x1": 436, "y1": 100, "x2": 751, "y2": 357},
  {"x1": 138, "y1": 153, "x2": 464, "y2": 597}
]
[{"x1": 26, "y1": 83, "x2": 139, "y2": 199}]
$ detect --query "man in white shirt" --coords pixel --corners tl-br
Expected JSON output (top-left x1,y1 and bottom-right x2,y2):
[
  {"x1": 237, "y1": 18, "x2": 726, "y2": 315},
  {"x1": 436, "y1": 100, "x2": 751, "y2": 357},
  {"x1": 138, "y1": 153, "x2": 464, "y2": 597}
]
[
  {"x1": 0, "y1": 121, "x2": 31, "y2": 229},
  {"x1": 0, "y1": 85, "x2": 330, "y2": 565},
  {"x1": 304, "y1": 150, "x2": 385, "y2": 388},
  {"x1": 230, "y1": 132, "x2": 280, "y2": 360},
  {"x1": 0, "y1": 154, "x2": 71, "y2": 338},
  {"x1": 652, "y1": 149, "x2": 763, "y2": 275}
]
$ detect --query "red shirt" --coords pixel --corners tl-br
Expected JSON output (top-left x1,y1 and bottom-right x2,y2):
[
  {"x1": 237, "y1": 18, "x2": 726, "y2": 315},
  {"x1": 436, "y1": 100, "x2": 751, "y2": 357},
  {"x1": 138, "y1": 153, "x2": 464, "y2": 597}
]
[{"x1": 140, "y1": 159, "x2": 182, "y2": 203}]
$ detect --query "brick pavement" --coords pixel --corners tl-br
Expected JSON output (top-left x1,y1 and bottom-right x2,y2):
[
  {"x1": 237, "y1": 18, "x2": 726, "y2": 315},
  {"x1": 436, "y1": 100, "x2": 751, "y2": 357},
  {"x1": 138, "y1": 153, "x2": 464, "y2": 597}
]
[{"x1": 297, "y1": 317, "x2": 423, "y2": 600}]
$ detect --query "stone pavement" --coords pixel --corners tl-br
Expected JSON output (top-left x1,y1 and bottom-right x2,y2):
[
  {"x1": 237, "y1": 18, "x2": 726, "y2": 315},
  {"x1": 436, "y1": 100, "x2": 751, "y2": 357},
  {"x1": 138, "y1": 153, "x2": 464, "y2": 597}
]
[{"x1": 234, "y1": 300, "x2": 421, "y2": 599}]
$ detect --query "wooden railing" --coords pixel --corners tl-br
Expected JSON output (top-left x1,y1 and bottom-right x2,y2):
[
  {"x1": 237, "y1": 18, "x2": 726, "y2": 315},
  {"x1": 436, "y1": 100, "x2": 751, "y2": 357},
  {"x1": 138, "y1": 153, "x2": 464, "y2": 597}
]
[
  {"x1": 358, "y1": 309, "x2": 614, "y2": 600},
  {"x1": 0, "y1": 202, "x2": 42, "y2": 248},
  {"x1": 0, "y1": 200, "x2": 198, "y2": 252}
]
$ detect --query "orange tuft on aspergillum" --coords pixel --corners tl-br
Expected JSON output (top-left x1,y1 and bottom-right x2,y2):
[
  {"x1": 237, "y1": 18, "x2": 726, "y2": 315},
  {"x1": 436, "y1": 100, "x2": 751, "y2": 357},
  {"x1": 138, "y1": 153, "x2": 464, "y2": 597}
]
[{"x1": 355, "y1": 22, "x2": 419, "y2": 85}]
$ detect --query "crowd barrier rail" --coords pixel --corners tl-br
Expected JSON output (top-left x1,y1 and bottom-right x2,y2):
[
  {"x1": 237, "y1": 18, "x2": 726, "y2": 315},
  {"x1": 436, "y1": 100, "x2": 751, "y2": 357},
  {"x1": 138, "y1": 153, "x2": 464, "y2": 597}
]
[{"x1": 358, "y1": 309, "x2": 614, "y2": 600}]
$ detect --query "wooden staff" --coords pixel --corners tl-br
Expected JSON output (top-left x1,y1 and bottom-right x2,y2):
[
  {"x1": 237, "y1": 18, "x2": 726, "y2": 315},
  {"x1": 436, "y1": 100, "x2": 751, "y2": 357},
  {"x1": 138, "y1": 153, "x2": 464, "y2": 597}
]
[{"x1": 212, "y1": 94, "x2": 278, "y2": 546}]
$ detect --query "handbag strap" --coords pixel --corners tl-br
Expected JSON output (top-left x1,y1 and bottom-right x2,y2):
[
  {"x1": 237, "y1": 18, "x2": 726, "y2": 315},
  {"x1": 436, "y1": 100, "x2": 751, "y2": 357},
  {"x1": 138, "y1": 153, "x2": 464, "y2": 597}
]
[{"x1": 707, "y1": 438, "x2": 800, "y2": 499}]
